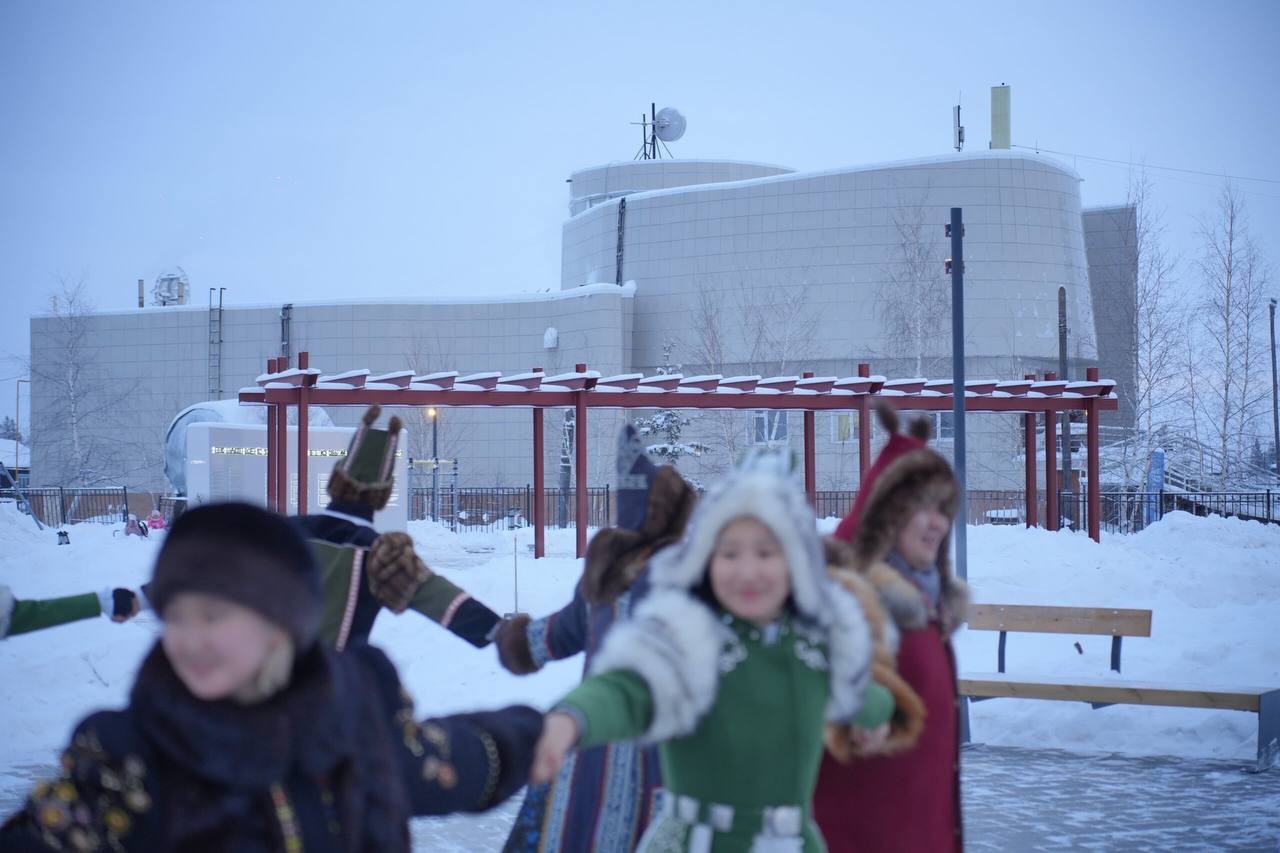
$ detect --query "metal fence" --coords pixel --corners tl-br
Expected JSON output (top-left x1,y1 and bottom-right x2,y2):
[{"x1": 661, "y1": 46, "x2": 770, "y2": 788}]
[
  {"x1": 409, "y1": 486, "x2": 613, "y2": 533},
  {"x1": 0, "y1": 487, "x2": 130, "y2": 526}
]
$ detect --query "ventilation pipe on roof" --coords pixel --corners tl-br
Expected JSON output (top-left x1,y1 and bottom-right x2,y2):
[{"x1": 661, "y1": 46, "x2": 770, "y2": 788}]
[{"x1": 991, "y1": 85, "x2": 1011, "y2": 150}]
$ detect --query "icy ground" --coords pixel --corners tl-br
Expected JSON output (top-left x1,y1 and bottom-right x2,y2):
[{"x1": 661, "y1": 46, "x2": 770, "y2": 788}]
[{"x1": 1, "y1": 506, "x2": 1277, "y2": 849}]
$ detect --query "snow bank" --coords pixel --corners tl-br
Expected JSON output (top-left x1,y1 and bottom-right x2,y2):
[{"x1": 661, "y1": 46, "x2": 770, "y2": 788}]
[
  {"x1": 954, "y1": 512, "x2": 1278, "y2": 762},
  {"x1": 1, "y1": 505, "x2": 1275, "y2": 777}
]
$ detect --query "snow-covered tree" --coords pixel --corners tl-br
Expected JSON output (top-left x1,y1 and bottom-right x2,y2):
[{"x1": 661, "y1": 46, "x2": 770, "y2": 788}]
[
  {"x1": 633, "y1": 341, "x2": 707, "y2": 467},
  {"x1": 0, "y1": 416, "x2": 21, "y2": 444}
]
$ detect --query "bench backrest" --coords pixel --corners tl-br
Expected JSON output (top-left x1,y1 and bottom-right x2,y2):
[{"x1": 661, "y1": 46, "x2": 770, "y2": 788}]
[{"x1": 968, "y1": 604, "x2": 1152, "y2": 638}]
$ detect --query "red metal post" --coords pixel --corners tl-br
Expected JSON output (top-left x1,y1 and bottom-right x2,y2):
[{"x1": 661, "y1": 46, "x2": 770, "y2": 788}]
[
  {"x1": 265, "y1": 357, "x2": 278, "y2": 509},
  {"x1": 1023, "y1": 374, "x2": 1038, "y2": 528},
  {"x1": 857, "y1": 362, "x2": 872, "y2": 486},
  {"x1": 296, "y1": 352, "x2": 310, "y2": 515},
  {"x1": 275, "y1": 355, "x2": 290, "y2": 513},
  {"x1": 1086, "y1": 366, "x2": 1101, "y2": 543},
  {"x1": 1044, "y1": 371, "x2": 1059, "y2": 531},
  {"x1": 574, "y1": 364, "x2": 589, "y2": 559},
  {"x1": 532, "y1": 398, "x2": 545, "y2": 559},
  {"x1": 802, "y1": 372, "x2": 816, "y2": 507}
]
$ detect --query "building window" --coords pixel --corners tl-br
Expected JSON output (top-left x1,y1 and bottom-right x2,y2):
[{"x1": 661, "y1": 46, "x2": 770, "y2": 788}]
[
  {"x1": 751, "y1": 410, "x2": 789, "y2": 445},
  {"x1": 934, "y1": 411, "x2": 955, "y2": 440},
  {"x1": 831, "y1": 413, "x2": 857, "y2": 444}
]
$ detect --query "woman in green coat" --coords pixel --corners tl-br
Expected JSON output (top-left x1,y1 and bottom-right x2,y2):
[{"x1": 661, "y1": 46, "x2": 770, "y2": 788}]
[{"x1": 532, "y1": 454, "x2": 893, "y2": 852}]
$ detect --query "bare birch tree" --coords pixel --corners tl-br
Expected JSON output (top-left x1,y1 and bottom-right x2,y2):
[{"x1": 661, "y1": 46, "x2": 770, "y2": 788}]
[
  {"x1": 1124, "y1": 172, "x2": 1185, "y2": 438},
  {"x1": 28, "y1": 280, "x2": 141, "y2": 486},
  {"x1": 875, "y1": 191, "x2": 950, "y2": 377},
  {"x1": 1195, "y1": 182, "x2": 1272, "y2": 486}
]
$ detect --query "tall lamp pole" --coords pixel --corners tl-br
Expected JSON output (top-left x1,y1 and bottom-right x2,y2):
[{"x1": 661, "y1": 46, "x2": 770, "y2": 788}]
[
  {"x1": 1270, "y1": 298, "x2": 1278, "y2": 485},
  {"x1": 429, "y1": 408, "x2": 440, "y2": 521},
  {"x1": 15, "y1": 378, "x2": 29, "y2": 472}
]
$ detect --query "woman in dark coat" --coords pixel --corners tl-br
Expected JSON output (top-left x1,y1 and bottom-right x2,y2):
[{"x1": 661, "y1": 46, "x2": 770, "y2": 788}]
[
  {"x1": 814, "y1": 403, "x2": 969, "y2": 853},
  {"x1": 1, "y1": 502, "x2": 541, "y2": 852}
]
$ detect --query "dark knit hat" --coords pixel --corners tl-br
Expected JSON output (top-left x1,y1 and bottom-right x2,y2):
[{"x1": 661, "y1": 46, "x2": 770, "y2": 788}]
[
  {"x1": 149, "y1": 502, "x2": 323, "y2": 647},
  {"x1": 616, "y1": 423, "x2": 659, "y2": 531},
  {"x1": 326, "y1": 405, "x2": 402, "y2": 511}
]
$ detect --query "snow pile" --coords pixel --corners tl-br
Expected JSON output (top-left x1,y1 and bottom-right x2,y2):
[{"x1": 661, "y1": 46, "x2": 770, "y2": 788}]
[{"x1": 0, "y1": 505, "x2": 1275, "y2": 781}]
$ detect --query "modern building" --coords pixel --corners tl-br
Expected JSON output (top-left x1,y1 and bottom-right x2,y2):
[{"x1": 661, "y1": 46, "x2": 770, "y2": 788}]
[{"x1": 28, "y1": 150, "x2": 1136, "y2": 499}]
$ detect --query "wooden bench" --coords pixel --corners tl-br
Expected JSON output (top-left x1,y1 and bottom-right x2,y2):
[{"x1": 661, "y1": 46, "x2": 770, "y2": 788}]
[{"x1": 960, "y1": 604, "x2": 1280, "y2": 771}]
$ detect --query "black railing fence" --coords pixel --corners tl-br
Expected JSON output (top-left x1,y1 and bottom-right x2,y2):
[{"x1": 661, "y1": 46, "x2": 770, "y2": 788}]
[
  {"x1": 0, "y1": 488, "x2": 129, "y2": 526},
  {"x1": 409, "y1": 486, "x2": 613, "y2": 533},
  {"x1": 5, "y1": 486, "x2": 1274, "y2": 535}
]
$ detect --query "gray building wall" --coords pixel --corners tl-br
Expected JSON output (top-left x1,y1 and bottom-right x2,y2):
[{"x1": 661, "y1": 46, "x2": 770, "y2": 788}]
[
  {"x1": 29, "y1": 151, "x2": 1134, "y2": 498},
  {"x1": 1082, "y1": 205, "x2": 1138, "y2": 428},
  {"x1": 29, "y1": 287, "x2": 631, "y2": 493},
  {"x1": 562, "y1": 151, "x2": 1105, "y2": 491}
]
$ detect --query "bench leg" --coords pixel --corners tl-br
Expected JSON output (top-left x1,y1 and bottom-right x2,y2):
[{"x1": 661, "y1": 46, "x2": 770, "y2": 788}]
[
  {"x1": 1110, "y1": 635, "x2": 1122, "y2": 673},
  {"x1": 998, "y1": 631, "x2": 1007, "y2": 674},
  {"x1": 1257, "y1": 689, "x2": 1280, "y2": 772}
]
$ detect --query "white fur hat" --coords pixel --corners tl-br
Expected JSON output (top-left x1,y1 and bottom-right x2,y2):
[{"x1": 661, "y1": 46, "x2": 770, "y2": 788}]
[{"x1": 648, "y1": 450, "x2": 832, "y2": 626}]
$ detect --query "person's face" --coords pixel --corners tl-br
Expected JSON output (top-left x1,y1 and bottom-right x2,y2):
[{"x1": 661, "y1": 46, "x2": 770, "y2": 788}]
[
  {"x1": 895, "y1": 505, "x2": 951, "y2": 569},
  {"x1": 709, "y1": 517, "x2": 791, "y2": 626},
  {"x1": 161, "y1": 592, "x2": 286, "y2": 701}
]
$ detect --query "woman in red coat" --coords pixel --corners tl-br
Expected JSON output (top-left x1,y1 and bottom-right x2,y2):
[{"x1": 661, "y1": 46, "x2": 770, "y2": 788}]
[{"x1": 815, "y1": 402, "x2": 969, "y2": 852}]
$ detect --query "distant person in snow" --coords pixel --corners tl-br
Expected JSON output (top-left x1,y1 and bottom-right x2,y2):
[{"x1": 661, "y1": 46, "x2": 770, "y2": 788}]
[
  {"x1": 145, "y1": 510, "x2": 166, "y2": 531},
  {"x1": 123, "y1": 514, "x2": 147, "y2": 538},
  {"x1": 291, "y1": 404, "x2": 507, "y2": 650},
  {"x1": 814, "y1": 401, "x2": 970, "y2": 853},
  {"x1": 1, "y1": 584, "x2": 141, "y2": 639},
  {"x1": 0, "y1": 502, "x2": 542, "y2": 851}
]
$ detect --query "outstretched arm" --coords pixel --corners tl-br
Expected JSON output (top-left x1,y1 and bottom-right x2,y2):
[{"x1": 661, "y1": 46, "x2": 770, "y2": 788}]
[
  {"x1": 2, "y1": 585, "x2": 140, "y2": 639},
  {"x1": 493, "y1": 582, "x2": 590, "y2": 674},
  {"x1": 351, "y1": 642, "x2": 543, "y2": 815}
]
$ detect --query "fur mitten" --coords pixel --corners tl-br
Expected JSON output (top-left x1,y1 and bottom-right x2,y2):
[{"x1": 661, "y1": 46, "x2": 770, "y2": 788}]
[
  {"x1": 494, "y1": 614, "x2": 539, "y2": 675},
  {"x1": 366, "y1": 532, "x2": 432, "y2": 613}
]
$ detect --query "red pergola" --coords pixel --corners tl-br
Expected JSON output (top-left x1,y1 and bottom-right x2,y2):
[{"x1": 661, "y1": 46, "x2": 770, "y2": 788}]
[{"x1": 240, "y1": 352, "x2": 1118, "y2": 557}]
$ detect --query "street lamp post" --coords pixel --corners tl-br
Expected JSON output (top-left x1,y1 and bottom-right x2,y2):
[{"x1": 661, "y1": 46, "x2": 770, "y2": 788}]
[
  {"x1": 1270, "y1": 298, "x2": 1278, "y2": 484},
  {"x1": 15, "y1": 378, "x2": 29, "y2": 473},
  {"x1": 429, "y1": 408, "x2": 439, "y2": 521}
]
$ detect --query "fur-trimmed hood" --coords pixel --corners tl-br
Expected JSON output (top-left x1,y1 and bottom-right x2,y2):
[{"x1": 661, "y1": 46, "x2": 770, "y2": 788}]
[
  {"x1": 647, "y1": 454, "x2": 835, "y2": 628},
  {"x1": 834, "y1": 402, "x2": 968, "y2": 635},
  {"x1": 581, "y1": 465, "x2": 697, "y2": 605}
]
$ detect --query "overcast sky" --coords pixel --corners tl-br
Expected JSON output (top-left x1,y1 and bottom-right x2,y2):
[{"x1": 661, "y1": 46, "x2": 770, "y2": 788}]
[{"x1": 2, "y1": 0, "x2": 1278, "y2": 427}]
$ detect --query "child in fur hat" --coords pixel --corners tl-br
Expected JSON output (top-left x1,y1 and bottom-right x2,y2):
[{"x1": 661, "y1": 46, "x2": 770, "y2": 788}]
[
  {"x1": 1, "y1": 502, "x2": 542, "y2": 852},
  {"x1": 531, "y1": 453, "x2": 893, "y2": 853},
  {"x1": 499, "y1": 424, "x2": 697, "y2": 853},
  {"x1": 813, "y1": 402, "x2": 969, "y2": 853}
]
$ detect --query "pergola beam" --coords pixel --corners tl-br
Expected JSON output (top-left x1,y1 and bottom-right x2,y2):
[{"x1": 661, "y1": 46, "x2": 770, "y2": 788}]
[{"x1": 242, "y1": 352, "x2": 1118, "y2": 551}]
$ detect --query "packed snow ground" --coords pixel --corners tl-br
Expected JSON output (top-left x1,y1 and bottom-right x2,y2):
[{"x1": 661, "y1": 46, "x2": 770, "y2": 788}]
[{"x1": 0, "y1": 505, "x2": 1276, "y2": 800}]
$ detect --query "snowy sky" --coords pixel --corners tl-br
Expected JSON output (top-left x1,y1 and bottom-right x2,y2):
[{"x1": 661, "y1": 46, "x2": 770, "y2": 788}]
[{"x1": 2, "y1": 0, "x2": 1278, "y2": 425}]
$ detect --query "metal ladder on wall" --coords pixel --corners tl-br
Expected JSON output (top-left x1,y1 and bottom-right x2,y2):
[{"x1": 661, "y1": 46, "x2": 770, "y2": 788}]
[{"x1": 208, "y1": 288, "x2": 225, "y2": 398}]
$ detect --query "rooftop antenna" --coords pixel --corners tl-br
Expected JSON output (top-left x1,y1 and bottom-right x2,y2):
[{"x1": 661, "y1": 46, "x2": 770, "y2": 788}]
[
  {"x1": 633, "y1": 103, "x2": 686, "y2": 159},
  {"x1": 953, "y1": 93, "x2": 965, "y2": 152}
]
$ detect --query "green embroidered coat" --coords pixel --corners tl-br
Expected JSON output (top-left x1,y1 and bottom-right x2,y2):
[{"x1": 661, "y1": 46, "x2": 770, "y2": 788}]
[{"x1": 558, "y1": 596, "x2": 891, "y2": 853}]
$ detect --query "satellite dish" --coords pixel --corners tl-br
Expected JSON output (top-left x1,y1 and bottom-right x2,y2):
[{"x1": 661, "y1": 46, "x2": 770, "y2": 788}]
[{"x1": 654, "y1": 107, "x2": 686, "y2": 142}]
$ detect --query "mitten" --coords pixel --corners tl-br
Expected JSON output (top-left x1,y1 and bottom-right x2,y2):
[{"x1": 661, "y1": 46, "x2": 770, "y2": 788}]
[
  {"x1": 111, "y1": 588, "x2": 140, "y2": 621},
  {"x1": 367, "y1": 532, "x2": 432, "y2": 613}
]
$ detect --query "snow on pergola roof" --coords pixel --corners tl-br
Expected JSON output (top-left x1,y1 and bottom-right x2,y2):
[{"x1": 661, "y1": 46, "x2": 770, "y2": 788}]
[{"x1": 239, "y1": 363, "x2": 1117, "y2": 413}]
